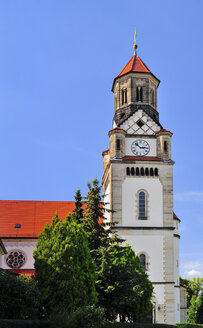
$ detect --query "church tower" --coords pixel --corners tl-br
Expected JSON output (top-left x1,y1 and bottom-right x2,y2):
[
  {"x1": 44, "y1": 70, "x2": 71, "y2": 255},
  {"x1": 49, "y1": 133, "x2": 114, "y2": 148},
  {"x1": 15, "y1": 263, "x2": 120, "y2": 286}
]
[{"x1": 102, "y1": 32, "x2": 180, "y2": 324}]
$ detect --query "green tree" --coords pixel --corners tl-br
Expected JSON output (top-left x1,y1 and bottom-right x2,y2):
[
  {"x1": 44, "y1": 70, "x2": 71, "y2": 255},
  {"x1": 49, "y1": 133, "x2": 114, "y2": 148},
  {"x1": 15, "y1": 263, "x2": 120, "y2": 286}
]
[
  {"x1": 187, "y1": 295, "x2": 200, "y2": 323},
  {"x1": 181, "y1": 277, "x2": 203, "y2": 307},
  {"x1": 73, "y1": 189, "x2": 84, "y2": 224},
  {"x1": 34, "y1": 213, "x2": 97, "y2": 313},
  {"x1": 0, "y1": 269, "x2": 41, "y2": 319},
  {"x1": 97, "y1": 243, "x2": 153, "y2": 321},
  {"x1": 196, "y1": 292, "x2": 203, "y2": 324},
  {"x1": 82, "y1": 179, "x2": 123, "y2": 257}
]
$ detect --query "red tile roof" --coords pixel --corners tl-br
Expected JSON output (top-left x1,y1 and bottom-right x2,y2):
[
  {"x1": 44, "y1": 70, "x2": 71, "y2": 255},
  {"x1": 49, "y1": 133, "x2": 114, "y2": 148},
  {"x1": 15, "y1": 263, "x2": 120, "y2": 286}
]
[
  {"x1": 112, "y1": 55, "x2": 160, "y2": 91},
  {"x1": 122, "y1": 156, "x2": 163, "y2": 162},
  {"x1": 156, "y1": 129, "x2": 172, "y2": 134},
  {"x1": 9, "y1": 269, "x2": 35, "y2": 276},
  {"x1": 116, "y1": 55, "x2": 150, "y2": 78},
  {"x1": 102, "y1": 149, "x2": 109, "y2": 156},
  {"x1": 0, "y1": 200, "x2": 75, "y2": 238},
  {"x1": 108, "y1": 127, "x2": 127, "y2": 133}
]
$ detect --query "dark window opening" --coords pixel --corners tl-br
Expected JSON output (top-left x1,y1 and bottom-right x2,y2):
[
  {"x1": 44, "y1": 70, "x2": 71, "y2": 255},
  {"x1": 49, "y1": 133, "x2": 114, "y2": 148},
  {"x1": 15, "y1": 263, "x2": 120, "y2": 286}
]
[
  {"x1": 120, "y1": 113, "x2": 125, "y2": 119},
  {"x1": 139, "y1": 191, "x2": 146, "y2": 218},
  {"x1": 131, "y1": 167, "x2": 135, "y2": 176},
  {"x1": 136, "y1": 167, "x2": 140, "y2": 176},
  {"x1": 137, "y1": 120, "x2": 144, "y2": 128},
  {"x1": 126, "y1": 167, "x2": 130, "y2": 176},
  {"x1": 15, "y1": 224, "x2": 21, "y2": 228},
  {"x1": 155, "y1": 168, "x2": 158, "y2": 176},
  {"x1": 122, "y1": 88, "x2": 127, "y2": 105},
  {"x1": 116, "y1": 139, "x2": 120, "y2": 151},
  {"x1": 150, "y1": 89, "x2": 155, "y2": 107},
  {"x1": 145, "y1": 168, "x2": 149, "y2": 176},
  {"x1": 140, "y1": 254, "x2": 146, "y2": 270},
  {"x1": 141, "y1": 167, "x2": 144, "y2": 176},
  {"x1": 136, "y1": 86, "x2": 143, "y2": 102},
  {"x1": 164, "y1": 141, "x2": 168, "y2": 152},
  {"x1": 150, "y1": 168, "x2": 154, "y2": 176}
]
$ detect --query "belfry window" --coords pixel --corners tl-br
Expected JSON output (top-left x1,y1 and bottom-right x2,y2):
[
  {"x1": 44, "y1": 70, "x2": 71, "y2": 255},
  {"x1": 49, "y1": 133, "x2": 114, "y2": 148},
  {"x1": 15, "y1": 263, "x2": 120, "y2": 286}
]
[
  {"x1": 140, "y1": 254, "x2": 146, "y2": 271},
  {"x1": 164, "y1": 141, "x2": 168, "y2": 152},
  {"x1": 139, "y1": 191, "x2": 146, "y2": 218},
  {"x1": 136, "y1": 167, "x2": 139, "y2": 176},
  {"x1": 141, "y1": 167, "x2": 144, "y2": 176},
  {"x1": 136, "y1": 86, "x2": 143, "y2": 102},
  {"x1": 150, "y1": 89, "x2": 155, "y2": 107},
  {"x1": 126, "y1": 167, "x2": 130, "y2": 176},
  {"x1": 155, "y1": 168, "x2": 158, "y2": 176},
  {"x1": 116, "y1": 139, "x2": 120, "y2": 151},
  {"x1": 122, "y1": 88, "x2": 127, "y2": 105},
  {"x1": 150, "y1": 168, "x2": 154, "y2": 176},
  {"x1": 131, "y1": 167, "x2": 135, "y2": 176}
]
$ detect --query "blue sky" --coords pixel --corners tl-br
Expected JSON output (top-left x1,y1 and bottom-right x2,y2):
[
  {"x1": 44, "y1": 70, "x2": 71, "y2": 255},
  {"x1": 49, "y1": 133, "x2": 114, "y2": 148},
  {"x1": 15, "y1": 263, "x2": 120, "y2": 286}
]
[{"x1": 0, "y1": 0, "x2": 202, "y2": 278}]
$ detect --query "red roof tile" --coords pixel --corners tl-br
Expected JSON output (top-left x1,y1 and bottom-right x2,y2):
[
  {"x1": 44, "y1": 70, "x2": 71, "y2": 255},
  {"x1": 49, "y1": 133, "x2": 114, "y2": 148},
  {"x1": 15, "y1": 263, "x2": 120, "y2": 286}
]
[
  {"x1": 108, "y1": 127, "x2": 127, "y2": 135},
  {"x1": 0, "y1": 200, "x2": 75, "y2": 238},
  {"x1": 122, "y1": 156, "x2": 163, "y2": 162},
  {"x1": 102, "y1": 149, "x2": 109, "y2": 156},
  {"x1": 116, "y1": 55, "x2": 150, "y2": 78},
  {"x1": 9, "y1": 269, "x2": 35, "y2": 276},
  {"x1": 156, "y1": 129, "x2": 172, "y2": 134}
]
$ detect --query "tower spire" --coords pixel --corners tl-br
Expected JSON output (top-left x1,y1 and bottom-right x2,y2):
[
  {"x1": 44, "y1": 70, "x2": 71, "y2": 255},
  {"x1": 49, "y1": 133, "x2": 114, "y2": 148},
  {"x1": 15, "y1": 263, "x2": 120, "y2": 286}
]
[{"x1": 133, "y1": 27, "x2": 138, "y2": 56}]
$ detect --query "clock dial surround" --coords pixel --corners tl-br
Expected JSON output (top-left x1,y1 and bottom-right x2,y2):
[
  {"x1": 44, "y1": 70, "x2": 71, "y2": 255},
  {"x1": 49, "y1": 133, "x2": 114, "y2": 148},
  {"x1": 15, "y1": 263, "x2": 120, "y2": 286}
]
[{"x1": 131, "y1": 140, "x2": 150, "y2": 156}]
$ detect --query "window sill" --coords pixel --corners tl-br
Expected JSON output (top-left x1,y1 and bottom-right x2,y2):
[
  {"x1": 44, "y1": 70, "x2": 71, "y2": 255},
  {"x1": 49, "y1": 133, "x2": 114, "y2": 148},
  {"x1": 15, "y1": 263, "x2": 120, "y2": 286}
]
[{"x1": 138, "y1": 216, "x2": 147, "y2": 220}]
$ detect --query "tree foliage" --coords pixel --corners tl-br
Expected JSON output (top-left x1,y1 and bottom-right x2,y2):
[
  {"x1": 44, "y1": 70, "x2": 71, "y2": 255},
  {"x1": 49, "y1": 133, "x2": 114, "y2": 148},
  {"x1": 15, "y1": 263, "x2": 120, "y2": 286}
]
[
  {"x1": 73, "y1": 189, "x2": 84, "y2": 224},
  {"x1": 97, "y1": 243, "x2": 153, "y2": 321},
  {"x1": 76, "y1": 179, "x2": 153, "y2": 322},
  {"x1": 0, "y1": 269, "x2": 41, "y2": 319},
  {"x1": 181, "y1": 277, "x2": 203, "y2": 308},
  {"x1": 187, "y1": 296, "x2": 200, "y2": 323},
  {"x1": 33, "y1": 213, "x2": 97, "y2": 313},
  {"x1": 196, "y1": 292, "x2": 203, "y2": 324}
]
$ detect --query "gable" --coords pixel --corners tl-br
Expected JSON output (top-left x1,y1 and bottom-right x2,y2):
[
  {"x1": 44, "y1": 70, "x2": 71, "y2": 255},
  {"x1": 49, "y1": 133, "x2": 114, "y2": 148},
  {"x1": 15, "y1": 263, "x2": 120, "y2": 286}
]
[{"x1": 120, "y1": 109, "x2": 160, "y2": 135}]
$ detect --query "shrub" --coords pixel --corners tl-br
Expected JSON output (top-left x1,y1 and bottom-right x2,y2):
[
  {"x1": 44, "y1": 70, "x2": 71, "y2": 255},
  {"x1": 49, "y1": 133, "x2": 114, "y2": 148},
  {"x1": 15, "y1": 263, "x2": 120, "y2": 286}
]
[
  {"x1": 50, "y1": 305, "x2": 105, "y2": 328},
  {"x1": 176, "y1": 323, "x2": 203, "y2": 328},
  {"x1": 0, "y1": 319, "x2": 49, "y2": 328}
]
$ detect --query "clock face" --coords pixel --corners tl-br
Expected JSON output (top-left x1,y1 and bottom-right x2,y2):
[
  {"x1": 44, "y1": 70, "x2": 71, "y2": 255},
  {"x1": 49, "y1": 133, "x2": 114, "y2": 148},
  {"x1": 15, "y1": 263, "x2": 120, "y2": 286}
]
[{"x1": 131, "y1": 140, "x2": 150, "y2": 156}]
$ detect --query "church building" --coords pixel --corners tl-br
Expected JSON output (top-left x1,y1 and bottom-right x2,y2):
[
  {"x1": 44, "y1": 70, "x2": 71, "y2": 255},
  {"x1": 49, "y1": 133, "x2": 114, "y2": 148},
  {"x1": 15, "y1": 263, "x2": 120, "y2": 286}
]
[
  {"x1": 102, "y1": 33, "x2": 182, "y2": 324},
  {"x1": 0, "y1": 32, "x2": 186, "y2": 324}
]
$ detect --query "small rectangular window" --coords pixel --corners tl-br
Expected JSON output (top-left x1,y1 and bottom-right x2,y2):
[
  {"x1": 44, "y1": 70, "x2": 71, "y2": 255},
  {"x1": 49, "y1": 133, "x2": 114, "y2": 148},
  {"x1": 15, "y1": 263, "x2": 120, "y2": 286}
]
[
  {"x1": 116, "y1": 139, "x2": 120, "y2": 151},
  {"x1": 164, "y1": 141, "x2": 168, "y2": 152}
]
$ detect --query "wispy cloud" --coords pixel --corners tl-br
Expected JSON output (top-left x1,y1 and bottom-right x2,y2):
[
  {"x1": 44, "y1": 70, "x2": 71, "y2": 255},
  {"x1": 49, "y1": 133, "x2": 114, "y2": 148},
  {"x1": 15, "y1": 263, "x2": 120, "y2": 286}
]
[
  {"x1": 174, "y1": 191, "x2": 203, "y2": 203},
  {"x1": 181, "y1": 261, "x2": 203, "y2": 278}
]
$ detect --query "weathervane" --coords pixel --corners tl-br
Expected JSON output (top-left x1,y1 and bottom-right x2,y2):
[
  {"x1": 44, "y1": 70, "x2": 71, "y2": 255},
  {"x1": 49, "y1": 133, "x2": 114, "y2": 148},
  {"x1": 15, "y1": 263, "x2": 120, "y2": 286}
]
[{"x1": 133, "y1": 27, "x2": 138, "y2": 56}]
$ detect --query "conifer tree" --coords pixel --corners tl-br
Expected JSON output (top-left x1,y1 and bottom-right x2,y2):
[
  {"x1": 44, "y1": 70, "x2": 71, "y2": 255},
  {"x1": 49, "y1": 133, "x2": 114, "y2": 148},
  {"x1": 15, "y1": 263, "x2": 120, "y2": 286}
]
[
  {"x1": 196, "y1": 292, "x2": 203, "y2": 324},
  {"x1": 82, "y1": 179, "x2": 123, "y2": 258},
  {"x1": 73, "y1": 189, "x2": 84, "y2": 224},
  {"x1": 34, "y1": 212, "x2": 97, "y2": 313}
]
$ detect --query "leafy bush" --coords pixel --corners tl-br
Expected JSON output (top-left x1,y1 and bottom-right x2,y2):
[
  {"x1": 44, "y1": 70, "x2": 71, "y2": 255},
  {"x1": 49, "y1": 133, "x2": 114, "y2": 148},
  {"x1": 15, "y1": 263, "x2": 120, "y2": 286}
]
[
  {"x1": 50, "y1": 305, "x2": 105, "y2": 328},
  {"x1": 0, "y1": 319, "x2": 49, "y2": 328},
  {"x1": 176, "y1": 323, "x2": 203, "y2": 328},
  {"x1": 104, "y1": 323, "x2": 176, "y2": 328},
  {"x1": 0, "y1": 270, "x2": 42, "y2": 319}
]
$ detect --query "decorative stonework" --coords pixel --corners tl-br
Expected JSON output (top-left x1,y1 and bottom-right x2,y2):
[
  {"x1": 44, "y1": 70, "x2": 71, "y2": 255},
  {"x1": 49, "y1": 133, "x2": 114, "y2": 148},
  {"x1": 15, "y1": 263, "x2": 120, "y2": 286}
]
[{"x1": 6, "y1": 249, "x2": 26, "y2": 268}]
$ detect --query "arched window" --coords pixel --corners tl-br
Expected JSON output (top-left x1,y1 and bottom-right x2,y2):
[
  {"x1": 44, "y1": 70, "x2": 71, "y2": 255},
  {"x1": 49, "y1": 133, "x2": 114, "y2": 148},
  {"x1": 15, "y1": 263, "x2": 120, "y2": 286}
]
[
  {"x1": 150, "y1": 168, "x2": 154, "y2": 176},
  {"x1": 145, "y1": 168, "x2": 149, "y2": 176},
  {"x1": 139, "y1": 191, "x2": 146, "y2": 218},
  {"x1": 140, "y1": 254, "x2": 146, "y2": 271},
  {"x1": 126, "y1": 167, "x2": 130, "y2": 176},
  {"x1": 122, "y1": 88, "x2": 127, "y2": 105},
  {"x1": 136, "y1": 86, "x2": 143, "y2": 102},
  {"x1": 136, "y1": 167, "x2": 139, "y2": 176},
  {"x1": 155, "y1": 168, "x2": 158, "y2": 176},
  {"x1": 131, "y1": 167, "x2": 135, "y2": 176},
  {"x1": 141, "y1": 167, "x2": 144, "y2": 176}
]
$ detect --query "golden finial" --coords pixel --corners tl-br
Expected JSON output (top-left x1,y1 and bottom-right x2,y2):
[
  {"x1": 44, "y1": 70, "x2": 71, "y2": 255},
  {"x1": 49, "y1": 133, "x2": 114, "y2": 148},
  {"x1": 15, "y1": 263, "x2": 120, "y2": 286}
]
[{"x1": 133, "y1": 27, "x2": 138, "y2": 56}]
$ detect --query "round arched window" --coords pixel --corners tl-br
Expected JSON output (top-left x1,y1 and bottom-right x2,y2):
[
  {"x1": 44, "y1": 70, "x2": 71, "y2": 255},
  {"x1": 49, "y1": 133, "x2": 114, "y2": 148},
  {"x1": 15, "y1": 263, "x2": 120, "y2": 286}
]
[{"x1": 6, "y1": 250, "x2": 26, "y2": 269}]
